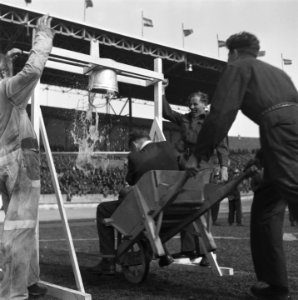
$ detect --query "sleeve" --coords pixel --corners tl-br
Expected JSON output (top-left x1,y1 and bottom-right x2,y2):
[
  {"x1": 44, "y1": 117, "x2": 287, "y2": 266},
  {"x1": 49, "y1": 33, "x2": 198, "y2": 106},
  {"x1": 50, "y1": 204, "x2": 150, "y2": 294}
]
[
  {"x1": 216, "y1": 136, "x2": 229, "y2": 167},
  {"x1": 5, "y1": 30, "x2": 53, "y2": 108},
  {"x1": 194, "y1": 63, "x2": 250, "y2": 161},
  {"x1": 162, "y1": 95, "x2": 184, "y2": 125}
]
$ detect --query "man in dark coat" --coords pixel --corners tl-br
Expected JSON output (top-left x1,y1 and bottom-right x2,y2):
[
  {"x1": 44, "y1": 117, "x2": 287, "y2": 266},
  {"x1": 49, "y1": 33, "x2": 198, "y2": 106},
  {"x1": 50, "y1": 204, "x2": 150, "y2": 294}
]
[
  {"x1": 91, "y1": 130, "x2": 179, "y2": 274},
  {"x1": 187, "y1": 31, "x2": 298, "y2": 300}
]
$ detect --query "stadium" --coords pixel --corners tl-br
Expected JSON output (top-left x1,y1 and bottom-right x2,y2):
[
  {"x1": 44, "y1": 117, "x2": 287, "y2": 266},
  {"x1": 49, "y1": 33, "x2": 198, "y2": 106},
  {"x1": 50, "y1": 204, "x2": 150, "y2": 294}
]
[{"x1": 0, "y1": 2, "x2": 297, "y2": 300}]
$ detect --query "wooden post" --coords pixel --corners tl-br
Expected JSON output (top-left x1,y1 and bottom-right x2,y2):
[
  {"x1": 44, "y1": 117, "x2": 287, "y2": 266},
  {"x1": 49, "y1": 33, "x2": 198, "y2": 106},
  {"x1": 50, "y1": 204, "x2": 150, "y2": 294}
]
[
  {"x1": 39, "y1": 107, "x2": 91, "y2": 298},
  {"x1": 150, "y1": 58, "x2": 165, "y2": 142}
]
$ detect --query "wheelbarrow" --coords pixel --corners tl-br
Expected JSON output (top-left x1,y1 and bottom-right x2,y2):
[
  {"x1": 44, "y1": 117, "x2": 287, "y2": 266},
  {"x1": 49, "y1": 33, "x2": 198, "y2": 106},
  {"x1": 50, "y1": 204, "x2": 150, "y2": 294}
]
[{"x1": 103, "y1": 167, "x2": 254, "y2": 283}]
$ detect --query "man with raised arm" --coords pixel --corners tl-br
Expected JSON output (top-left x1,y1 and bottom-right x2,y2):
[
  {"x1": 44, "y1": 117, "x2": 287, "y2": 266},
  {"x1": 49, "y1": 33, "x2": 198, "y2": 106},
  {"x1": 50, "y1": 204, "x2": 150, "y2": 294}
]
[{"x1": 0, "y1": 15, "x2": 54, "y2": 299}]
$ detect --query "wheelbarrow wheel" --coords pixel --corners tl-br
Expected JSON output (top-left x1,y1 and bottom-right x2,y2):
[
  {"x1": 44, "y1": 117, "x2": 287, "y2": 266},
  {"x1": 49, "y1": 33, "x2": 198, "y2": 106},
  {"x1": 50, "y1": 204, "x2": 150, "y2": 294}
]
[{"x1": 121, "y1": 239, "x2": 151, "y2": 284}]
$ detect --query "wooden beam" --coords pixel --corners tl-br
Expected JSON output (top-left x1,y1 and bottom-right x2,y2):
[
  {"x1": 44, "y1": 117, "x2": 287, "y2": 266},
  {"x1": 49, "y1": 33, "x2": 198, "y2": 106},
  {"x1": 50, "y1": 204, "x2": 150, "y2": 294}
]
[
  {"x1": 39, "y1": 281, "x2": 92, "y2": 300},
  {"x1": 50, "y1": 47, "x2": 164, "y2": 81}
]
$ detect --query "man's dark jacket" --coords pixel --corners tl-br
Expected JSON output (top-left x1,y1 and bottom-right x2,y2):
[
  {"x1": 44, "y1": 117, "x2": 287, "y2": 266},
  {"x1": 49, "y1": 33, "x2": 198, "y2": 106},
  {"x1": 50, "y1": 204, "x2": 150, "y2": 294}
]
[{"x1": 126, "y1": 141, "x2": 179, "y2": 185}]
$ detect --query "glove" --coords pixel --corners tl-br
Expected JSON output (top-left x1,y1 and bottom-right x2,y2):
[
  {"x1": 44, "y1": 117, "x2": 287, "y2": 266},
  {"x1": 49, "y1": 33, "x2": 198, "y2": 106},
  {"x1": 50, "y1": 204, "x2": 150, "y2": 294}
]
[
  {"x1": 220, "y1": 166, "x2": 228, "y2": 182},
  {"x1": 36, "y1": 14, "x2": 55, "y2": 38},
  {"x1": 185, "y1": 154, "x2": 200, "y2": 177}
]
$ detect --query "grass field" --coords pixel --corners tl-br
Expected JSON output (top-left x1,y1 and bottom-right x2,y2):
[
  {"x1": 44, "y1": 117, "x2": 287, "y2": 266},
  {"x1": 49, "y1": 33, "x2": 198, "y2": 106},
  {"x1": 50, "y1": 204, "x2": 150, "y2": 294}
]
[{"x1": 38, "y1": 212, "x2": 298, "y2": 300}]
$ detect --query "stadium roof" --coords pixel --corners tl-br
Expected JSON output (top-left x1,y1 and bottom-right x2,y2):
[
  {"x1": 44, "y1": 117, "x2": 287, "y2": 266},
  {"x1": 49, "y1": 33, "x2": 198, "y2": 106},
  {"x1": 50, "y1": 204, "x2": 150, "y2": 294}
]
[{"x1": 0, "y1": 3, "x2": 226, "y2": 106}]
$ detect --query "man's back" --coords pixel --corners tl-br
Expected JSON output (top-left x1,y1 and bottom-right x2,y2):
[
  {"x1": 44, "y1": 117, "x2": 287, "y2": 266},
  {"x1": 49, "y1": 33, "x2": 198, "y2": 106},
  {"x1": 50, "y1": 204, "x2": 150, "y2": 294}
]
[{"x1": 230, "y1": 57, "x2": 298, "y2": 124}]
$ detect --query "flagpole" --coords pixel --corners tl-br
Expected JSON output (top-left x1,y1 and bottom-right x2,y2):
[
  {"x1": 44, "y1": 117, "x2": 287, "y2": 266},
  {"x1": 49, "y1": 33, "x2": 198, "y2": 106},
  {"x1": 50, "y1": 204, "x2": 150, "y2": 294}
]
[
  {"x1": 182, "y1": 23, "x2": 185, "y2": 48},
  {"x1": 217, "y1": 34, "x2": 220, "y2": 58},
  {"x1": 141, "y1": 11, "x2": 144, "y2": 38},
  {"x1": 281, "y1": 53, "x2": 284, "y2": 70},
  {"x1": 83, "y1": 0, "x2": 86, "y2": 22}
]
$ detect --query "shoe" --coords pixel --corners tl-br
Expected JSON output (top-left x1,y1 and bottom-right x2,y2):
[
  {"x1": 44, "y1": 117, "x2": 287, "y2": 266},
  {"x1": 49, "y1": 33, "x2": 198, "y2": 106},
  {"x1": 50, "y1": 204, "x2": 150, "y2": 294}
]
[
  {"x1": 237, "y1": 223, "x2": 244, "y2": 226},
  {"x1": 28, "y1": 283, "x2": 47, "y2": 297},
  {"x1": 250, "y1": 285, "x2": 290, "y2": 300},
  {"x1": 199, "y1": 255, "x2": 210, "y2": 267},
  {"x1": 158, "y1": 255, "x2": 174, "y2": 267},
  {"x1": 176, "y1": 251, "x2": 198, "y2": 260},
  {"x1": 87, "y1": 259, "x2": 116, "y2": 275}
]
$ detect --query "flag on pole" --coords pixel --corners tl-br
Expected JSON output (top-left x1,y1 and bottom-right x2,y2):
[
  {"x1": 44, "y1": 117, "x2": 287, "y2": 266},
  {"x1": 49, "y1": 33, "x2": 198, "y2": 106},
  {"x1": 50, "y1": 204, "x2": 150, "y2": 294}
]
[
  {"x1": 283, "y1": 58, "x2": 292, "y2": 65},
  {"x1": 217, "y1": 40, "x2": 226, "y2": 48},
  {"x1": 183, "y1": 29, "x2": 194, "y2": 37},
  {"x1": 85, "y1": 0, "x2": 93, "y2": 8},
  {"x1": 257, "y1": 50, "x2": 266, "y2": 57},
  {"x1": 143, "y1": 17, "x2": 153, "y2": 27},
  {"x1": 25, "y1": 0, "x2": 32, "y2": 3}
]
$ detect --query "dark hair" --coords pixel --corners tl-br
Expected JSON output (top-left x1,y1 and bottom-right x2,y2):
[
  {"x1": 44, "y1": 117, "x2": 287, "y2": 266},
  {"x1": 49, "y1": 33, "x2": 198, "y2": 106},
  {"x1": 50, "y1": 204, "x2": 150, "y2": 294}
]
[
  {"x1": 0, "y1": 53, "x2": 13, "y2": 78},
  {"x1": 226, "y1": 32, "x2": 260, "y2": 57},
  {"x1": 187, "y1": 91, "x2": 209, "y2": 105},
  {"x1": 128, "y1": 129, "x2": 150, "y2": 147}
]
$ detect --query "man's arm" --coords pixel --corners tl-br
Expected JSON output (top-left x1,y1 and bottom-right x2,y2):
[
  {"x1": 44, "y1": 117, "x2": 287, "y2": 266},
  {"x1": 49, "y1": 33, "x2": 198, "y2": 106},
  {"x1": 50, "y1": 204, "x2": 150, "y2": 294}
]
[
  {"x1": 5, "y1": 15, "x2": 54, "y2": 108},
  {"x1": 194, "y1": 64, "x2": 250, "y2": 162},
  {"x1": 162, "y1": 92, "x2": 184, "y2": 125},
  {"x1": 216, "y1": 137, "x2": 229, "y2": 181}
]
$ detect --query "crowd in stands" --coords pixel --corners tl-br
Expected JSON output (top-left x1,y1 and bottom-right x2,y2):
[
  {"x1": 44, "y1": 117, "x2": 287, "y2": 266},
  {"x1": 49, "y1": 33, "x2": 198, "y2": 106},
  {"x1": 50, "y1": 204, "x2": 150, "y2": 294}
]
[
  {"x1": 40, "y1": 154, "x2": 127, "y2": 199},
  {"x1": 40, "y1": 149, "x2": 257, "y2": 199}
]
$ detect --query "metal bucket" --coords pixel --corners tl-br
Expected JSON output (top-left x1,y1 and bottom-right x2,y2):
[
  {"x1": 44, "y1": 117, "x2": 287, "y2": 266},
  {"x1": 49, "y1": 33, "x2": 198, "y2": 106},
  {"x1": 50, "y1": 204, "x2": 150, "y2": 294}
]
[{"x1": 88, "y1": 59, "x2": 118, "y2": 95}]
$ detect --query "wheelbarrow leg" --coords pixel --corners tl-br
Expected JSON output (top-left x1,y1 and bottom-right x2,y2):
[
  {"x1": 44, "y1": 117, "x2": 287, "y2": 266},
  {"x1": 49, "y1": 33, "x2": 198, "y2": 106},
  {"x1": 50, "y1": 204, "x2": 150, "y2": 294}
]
[
  {"x1": 192, "y1": 217, "x2": 222, "y2": 275},
  {"x1": 134, "y1": 185, "x2": 166, "y2": 257}
]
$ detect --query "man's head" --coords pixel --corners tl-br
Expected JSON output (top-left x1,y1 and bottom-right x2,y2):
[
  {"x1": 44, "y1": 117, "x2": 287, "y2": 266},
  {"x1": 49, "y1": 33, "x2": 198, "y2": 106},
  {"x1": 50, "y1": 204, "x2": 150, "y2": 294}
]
[
  {"x1": 226, "y1": 32, "x2": 260, "y2": 63},
  {"x1": 0, "y1": 53, "x2": 13, "y2": 81},
  {"x1": 128, "y1": 129, "x2": 151, "y2": 152},
  {"x1": 187, "y1": 91, "x2": 209, "y2": 118}
]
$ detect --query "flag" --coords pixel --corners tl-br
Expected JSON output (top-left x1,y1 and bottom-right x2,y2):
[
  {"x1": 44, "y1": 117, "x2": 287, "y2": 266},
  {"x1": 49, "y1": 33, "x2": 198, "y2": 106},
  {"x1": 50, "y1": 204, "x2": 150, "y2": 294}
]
[
  {"x1": 25, "y1": 0, "x2": 32, "y2": 3},
  {"x1": 283, "y1": 58, "x2": 292, "y2": 65},
  {"x1": 143, "y1": 17, "x2": 153, "y2": 27},
  {"x1": 85, "y1": 0, "x2": 93, "y2": 8},
  {"x1": 217, "y1": 40, "x2": 226, "y2": 48},
  {"x1": 257, "y1": 50, "x2": 266, "y2": 57},
  {"x1": 183, "y1": 29, "x2": 194, "y2": 37}
]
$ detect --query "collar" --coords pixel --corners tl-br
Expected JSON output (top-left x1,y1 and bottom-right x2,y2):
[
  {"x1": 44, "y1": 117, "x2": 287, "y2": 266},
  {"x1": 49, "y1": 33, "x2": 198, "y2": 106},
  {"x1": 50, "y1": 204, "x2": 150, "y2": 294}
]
[
  {"x1": 140, "y1": 140, "x2": 152, "y2": 150},
  {"x1": 190, "y1": 113, "x2": 206, "y2": 121}
]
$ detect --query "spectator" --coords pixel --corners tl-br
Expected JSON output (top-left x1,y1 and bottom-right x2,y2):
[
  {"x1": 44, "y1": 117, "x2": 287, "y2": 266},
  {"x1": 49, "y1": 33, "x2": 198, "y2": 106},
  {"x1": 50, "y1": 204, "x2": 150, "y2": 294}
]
[{"x1": 227, "y1": 169, "x2": 243, "y2": 226}]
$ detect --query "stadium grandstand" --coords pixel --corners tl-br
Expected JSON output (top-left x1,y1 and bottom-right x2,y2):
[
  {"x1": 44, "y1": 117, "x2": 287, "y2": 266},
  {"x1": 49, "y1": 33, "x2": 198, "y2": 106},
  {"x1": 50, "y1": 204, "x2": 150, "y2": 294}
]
[{"x1": 0, "y1": 3, "x2": 260, "y2": 199}]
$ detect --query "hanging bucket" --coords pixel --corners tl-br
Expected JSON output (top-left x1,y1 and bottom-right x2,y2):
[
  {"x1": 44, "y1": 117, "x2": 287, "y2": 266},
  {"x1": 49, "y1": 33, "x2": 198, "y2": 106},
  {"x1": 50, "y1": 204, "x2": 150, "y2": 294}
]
[{"x1": 88, "y1": 59, "x2": 118, "y2": 95}]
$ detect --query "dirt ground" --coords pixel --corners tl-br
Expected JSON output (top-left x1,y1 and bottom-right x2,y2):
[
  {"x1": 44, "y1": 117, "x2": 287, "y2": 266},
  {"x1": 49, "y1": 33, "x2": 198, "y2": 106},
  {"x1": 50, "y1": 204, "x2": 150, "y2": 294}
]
[{"x1": 37, "y1": 212, "x2": 298, "y2": 300}]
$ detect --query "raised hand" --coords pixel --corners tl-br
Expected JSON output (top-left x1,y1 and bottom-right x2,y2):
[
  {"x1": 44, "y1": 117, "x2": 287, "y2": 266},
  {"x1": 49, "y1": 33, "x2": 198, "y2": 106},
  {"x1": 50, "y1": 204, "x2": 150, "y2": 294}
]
[{"x1": 36, "y1": 14, "x2": 54, "y2": 37}]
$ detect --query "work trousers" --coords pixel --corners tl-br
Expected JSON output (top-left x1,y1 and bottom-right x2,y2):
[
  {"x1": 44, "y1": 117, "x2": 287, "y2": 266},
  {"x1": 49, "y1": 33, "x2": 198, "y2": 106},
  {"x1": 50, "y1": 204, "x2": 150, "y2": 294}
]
[
  {"x1": 251, "y1": 105, "x2": 298, "y2": 288},
  {"x1": 96, "y1": 200, "x2": 119, "y2": 257},
  {"x1": 180, "y1": 167, "x2": 216, "y2": 254},
  {"x1": 0, "y1": 149, "x2": 40, "y2": 300}
]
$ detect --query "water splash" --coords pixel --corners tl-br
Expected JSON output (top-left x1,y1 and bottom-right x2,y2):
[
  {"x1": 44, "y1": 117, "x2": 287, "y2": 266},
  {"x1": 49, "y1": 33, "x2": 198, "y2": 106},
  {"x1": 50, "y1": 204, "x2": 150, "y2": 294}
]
[{"x1": 71, "y1": 92, "x2": 112, "y2": 174}]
